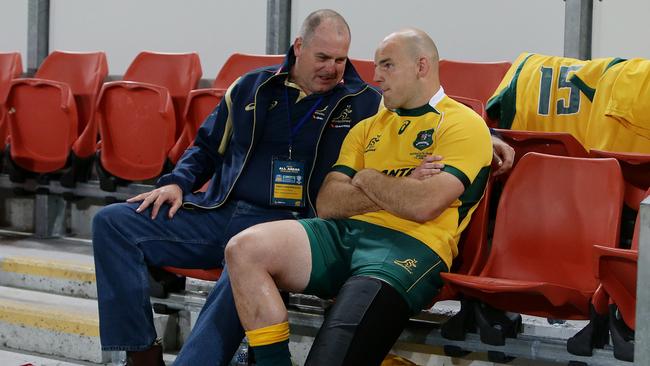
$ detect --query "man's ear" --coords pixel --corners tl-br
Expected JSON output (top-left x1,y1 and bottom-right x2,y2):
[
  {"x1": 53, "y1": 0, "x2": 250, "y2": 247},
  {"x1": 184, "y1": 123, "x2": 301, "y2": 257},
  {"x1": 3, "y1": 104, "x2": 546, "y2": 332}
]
[
  {"x1": 294, "y1": 37, "x2": 304, "y2": 57},
  {"x1": 417, "y1": 56, "x2": 430, "y2": 78}
]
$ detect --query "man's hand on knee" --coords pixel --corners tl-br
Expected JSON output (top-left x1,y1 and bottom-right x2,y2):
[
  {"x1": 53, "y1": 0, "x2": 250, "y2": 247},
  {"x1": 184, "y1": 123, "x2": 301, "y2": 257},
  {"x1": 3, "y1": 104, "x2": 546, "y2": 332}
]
[{"x1": 127, "y1": 184, "x2": 183, "y2": 219}]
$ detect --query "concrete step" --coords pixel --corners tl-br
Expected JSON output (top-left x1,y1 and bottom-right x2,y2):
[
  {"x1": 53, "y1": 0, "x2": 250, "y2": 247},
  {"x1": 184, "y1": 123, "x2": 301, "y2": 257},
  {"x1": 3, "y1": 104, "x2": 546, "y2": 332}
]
[
  {"x1": 0, "y1": 231, "x2": 216, "y2": 300},
  {"x1": 0, "y1": 347, "x2": 91, "y2": 365},
  {"x1": 0, "y1": 286, "x2": 176, "y2": 364},
  {"x1": 0, "y1": 233, "x2": 96, "y2": 299}
]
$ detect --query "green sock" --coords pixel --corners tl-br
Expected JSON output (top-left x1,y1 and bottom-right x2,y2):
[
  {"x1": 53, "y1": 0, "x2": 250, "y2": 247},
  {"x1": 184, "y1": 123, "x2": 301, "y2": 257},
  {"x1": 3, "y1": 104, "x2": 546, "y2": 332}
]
[{"x1": 251, "y1": 339, "x2": 292, "y2": 366}]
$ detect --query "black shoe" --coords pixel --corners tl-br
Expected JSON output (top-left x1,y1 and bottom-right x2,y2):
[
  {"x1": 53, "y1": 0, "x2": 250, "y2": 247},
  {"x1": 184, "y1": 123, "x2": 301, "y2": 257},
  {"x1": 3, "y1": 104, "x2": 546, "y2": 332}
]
[{"x1": 126, "y1": 339, "x2": 165, "y2": 366}]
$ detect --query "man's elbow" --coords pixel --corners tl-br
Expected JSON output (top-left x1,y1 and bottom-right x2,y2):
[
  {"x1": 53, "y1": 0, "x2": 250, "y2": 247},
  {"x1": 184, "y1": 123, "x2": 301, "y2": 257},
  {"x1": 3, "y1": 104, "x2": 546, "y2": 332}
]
[
  {"x1": 315, "y1": 198, "x2": 333, "y2": 219},
  {"x1": 409, "y1": 204, "x2": 444, "y2": 224},
  {"x1": 316, "y1": 207, "x2": 333, "y2": 219}
]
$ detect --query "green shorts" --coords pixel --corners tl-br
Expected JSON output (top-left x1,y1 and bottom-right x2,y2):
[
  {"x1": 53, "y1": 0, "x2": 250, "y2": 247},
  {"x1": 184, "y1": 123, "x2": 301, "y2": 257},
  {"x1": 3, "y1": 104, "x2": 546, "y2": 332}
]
[{"x1": 299, "y1": 218, "x2": 448, "y2": 314}]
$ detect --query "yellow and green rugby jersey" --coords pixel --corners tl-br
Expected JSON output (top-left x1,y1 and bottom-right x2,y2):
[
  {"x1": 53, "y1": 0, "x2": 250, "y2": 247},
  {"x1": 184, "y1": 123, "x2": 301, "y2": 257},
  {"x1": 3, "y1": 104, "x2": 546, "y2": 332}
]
[
  {"x1": 580, "y1": 60, "x2": 650, "y2": 153},
  {"x1": 331, "y1": 88, "x2": 493, "y2": 268},
  {"x1": 486, "y1": 52, "x2": 623, "y2": 146},
  {"x1": 606, "y1": 59, "x2": 650, "y2": 142}
]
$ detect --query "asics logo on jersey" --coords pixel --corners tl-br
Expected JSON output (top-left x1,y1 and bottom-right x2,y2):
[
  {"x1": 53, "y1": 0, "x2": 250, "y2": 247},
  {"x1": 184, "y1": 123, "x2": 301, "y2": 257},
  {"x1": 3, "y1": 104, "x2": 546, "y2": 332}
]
[
  {"x1": 394, "y1": 258, "x2": 418, "y2": 274},
  {"x1": 398, "y1": 120, "x2": 411, "y2": 135}
]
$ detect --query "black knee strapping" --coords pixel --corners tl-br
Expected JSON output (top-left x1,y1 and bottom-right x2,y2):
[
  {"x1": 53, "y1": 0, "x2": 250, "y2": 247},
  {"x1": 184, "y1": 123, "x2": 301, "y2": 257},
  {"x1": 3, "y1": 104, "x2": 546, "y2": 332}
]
[{"x1": 305, "y1": 276, "x2": 411, "y2": 366}]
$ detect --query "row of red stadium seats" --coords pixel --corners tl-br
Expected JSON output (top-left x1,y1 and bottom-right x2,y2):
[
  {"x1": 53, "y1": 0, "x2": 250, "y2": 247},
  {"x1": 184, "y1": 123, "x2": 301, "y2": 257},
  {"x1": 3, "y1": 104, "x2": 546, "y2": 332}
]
[
  {"x1": 0, "y1": 51, "x2": 284, "y2": 190},
  {"x1": 0, "y1": 50, "x2": 512, "y2": 191},
  {"x1": 438, "y1": 152, "x2": 647, "y2": 363},
  {"x1": 160, "y1": 151, "x2": 648, "y2": 363}
]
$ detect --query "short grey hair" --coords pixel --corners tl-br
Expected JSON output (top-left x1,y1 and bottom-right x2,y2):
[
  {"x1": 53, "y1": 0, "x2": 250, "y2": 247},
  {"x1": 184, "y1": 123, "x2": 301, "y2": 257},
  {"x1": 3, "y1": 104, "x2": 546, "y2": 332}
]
[{"x1": 298, "y1": 9, "x2": 351, "y2": 46}]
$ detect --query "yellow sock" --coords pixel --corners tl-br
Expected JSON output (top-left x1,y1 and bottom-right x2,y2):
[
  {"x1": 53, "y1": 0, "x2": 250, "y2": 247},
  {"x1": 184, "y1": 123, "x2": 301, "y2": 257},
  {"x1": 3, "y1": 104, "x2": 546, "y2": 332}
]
[{"x1": 246, "y1": 321, "x2": 290, "y2": 347}]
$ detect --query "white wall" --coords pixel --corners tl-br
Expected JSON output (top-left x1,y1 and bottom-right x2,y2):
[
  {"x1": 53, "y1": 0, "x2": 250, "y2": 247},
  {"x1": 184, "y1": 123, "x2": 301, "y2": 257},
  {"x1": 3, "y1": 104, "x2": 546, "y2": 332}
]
[
  {"x1": 292, "y1": 0, "x2": 566, "y2": 63},
  {"x1": 0, "y1": 0, "x2": 28, "y2": 71},
  {"x1": 3, "y1": 1, "x2": 650, "y2": 78},
  {"x1": 49, "y1": 0, "x2": 268, "y2": 76},
  {"x1": 592, "y1": 0, "x2": 650, "y2": 59}
]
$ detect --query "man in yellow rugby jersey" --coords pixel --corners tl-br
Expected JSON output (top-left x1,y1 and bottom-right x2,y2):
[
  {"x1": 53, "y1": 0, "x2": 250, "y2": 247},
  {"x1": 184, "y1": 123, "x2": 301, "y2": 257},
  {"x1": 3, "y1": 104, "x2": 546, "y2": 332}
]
[{"x1": 225, "y1": 28, "x2": 494, "y2": 366}]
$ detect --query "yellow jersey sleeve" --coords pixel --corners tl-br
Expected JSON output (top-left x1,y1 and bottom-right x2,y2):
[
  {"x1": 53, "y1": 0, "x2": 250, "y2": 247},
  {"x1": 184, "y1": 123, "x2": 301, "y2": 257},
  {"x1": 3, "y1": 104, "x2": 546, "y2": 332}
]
[
  {"x1": 605, "y1": 58, "x2": 650, "y2": 139},
  {"x1": 435, "y1": 104, "x2": 493, "y2": 189}
]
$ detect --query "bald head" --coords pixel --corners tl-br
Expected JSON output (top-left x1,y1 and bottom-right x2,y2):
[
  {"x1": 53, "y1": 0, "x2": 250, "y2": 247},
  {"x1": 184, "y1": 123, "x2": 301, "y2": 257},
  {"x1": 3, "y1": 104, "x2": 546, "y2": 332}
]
[
  {"x1": 298, "y1": 9, "x2": 351, "y2": 47},
  {"x1": 382, "y1": 28, "x2": 439, "y2": 66},
  {"x1": 374, "y1": 28, "x2": 441, "y2": 109}
]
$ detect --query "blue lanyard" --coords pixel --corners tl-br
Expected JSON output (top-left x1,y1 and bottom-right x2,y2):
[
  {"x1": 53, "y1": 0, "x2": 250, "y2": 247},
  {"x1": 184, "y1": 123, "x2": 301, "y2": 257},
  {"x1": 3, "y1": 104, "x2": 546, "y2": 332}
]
[{"x1": 285, "y1": 86, "x2": 323, "y2": 159}]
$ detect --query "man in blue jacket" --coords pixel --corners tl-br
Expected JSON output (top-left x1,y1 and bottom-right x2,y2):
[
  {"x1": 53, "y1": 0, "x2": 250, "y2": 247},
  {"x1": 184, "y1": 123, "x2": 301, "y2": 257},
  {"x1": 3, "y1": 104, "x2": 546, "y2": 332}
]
[
  {"x1": 92, "y1": 9, "x2": 382, "y2": 366},
  {"x1": 92, "y1": 9, "x2": 514, "y2": 366}
]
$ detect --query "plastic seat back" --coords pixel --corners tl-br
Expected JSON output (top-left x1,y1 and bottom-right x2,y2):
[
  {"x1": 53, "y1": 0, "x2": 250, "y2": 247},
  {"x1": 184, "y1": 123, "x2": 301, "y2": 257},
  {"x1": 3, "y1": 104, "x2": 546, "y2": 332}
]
[
  {"x1": 432, "y1": 177, "x2": 493, "y2": 303},
  {"x1": 439, "y1": 60, "x2": 511, "y2": 106},
  {"x1": 124, "y1": 52, "x2": 202, "y2": 138},
  {"x1": 6, "y1": 79, "x2": 78, "y2": 172},
  {"x1": 96, "y1": 81, "x2": 176, "y2": 181},
  {"x1": 350, "y1": 58, "x2": 377, "y2": 87},
  {"x1": 454, "y1": 177, "x2": 493, "y2": 277},
  {"x1": 589, "y1": 149, "x2": 650, "y2": 210},
  {"x1": 212, "y1": 53, "x2": 284, "y2": 90},
  {"x1": 0, "y1": 52, "x2": 23, "y2": 147},
  {"x1": 168, "y1": 54, "x2": 284, "y2": 165},
  {"x1": 440, "y1": 60, "x2": 510, "y2": 126},
  {"x1": 493, "y1": 128, "x2": 589, "y2": 169},
  {"x1": 35, "y1": 51, "x2": 108, "y2": 135},
  {"x1": 595, "y1": 188, "x2": 648, "y2": 330},
  {"x1": 0, "y1": 52, "x2": 22, "y2": 103},
  {"x1": 449, "y1": 95, "x2": 486, "y2": 119},
  {"x1": 6, "y1": 51, "x2": 107, "y2": 173},
  {"x1": 485, "y1": 153, "x2": 623, "y2": 289}
]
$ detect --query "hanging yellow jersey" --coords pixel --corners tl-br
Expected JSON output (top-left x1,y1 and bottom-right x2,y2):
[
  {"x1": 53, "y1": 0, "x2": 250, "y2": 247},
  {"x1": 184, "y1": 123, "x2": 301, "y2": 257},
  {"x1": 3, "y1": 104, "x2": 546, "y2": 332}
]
[
  {"x1": 578, "y1": 59, "x2": 650, "y2": 153},
  {"x1": 606, "y1": 58, "x2": 650, "y2": 140},
  {"x1": 487, "y1": 52, "x2": 623, "y2": 146},
  {"x1": 332, "y1": 90, "x2": 492, "y2": 268}
]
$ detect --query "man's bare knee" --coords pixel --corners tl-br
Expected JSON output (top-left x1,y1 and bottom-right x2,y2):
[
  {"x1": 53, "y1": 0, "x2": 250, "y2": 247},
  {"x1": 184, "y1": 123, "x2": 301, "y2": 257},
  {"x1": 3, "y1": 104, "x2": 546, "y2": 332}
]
[{"x1": 224, "y1": 229, "x2": 263, "y2": 269}]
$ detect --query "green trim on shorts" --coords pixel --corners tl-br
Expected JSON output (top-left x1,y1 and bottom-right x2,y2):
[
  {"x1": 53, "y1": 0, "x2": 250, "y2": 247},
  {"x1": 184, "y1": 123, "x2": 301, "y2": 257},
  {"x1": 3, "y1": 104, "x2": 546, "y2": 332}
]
[{"x1": 299, "y1": 218, "x2": 448, "y2": 314}]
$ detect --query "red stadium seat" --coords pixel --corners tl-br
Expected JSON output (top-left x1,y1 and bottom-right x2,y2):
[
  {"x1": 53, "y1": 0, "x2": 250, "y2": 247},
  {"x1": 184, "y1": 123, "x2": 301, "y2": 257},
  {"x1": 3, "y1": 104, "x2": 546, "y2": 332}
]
[
  {"x1": 350, "y1": 58, "x2": 377, "y2": 87},
  {"x1": 0, "y1": 52, "x2": 23, "y2": 150},
  {"x1": 169, "y1": 53, "x2": 284, "y2": 164},
  {"x1": 441, "y1": 153, "x2": 623, "y2": 341},
  {"x1": 96, "y1": 82, "x2": 176, "y2": 185},
  {"x1": 588, "y1": 188, "x2": 648, "y2": 361},
  {"x1": 439, "y1": 60, "x2": 511, "y2": 126},
  {"x1": 493, "y1": 128, "x2": 589, "y2": 169},
  {"x1": 94, "y1": 52, "x2": 201, "y2": 189},
  {"x1": 594, "y1": 213, "x2": 642, "y2": 331},
  {"x1": 448, "y1": 95, "x2": 486, "y2": 119},
  {"x1": 212, "y1": 52, "x2": 283, "y2": 90},
  {"x1": 589, "y1": 150, "x2": 650, "y2": 210},
  {"x1": 431, "y1": 177, "x2": 493, "y2": 303},
  {"x1": 5, "y1": 51, "x2": 107, "y2": 175},
  {"x1": 162, "y1": 267, "x2": 223, "y2": 282},
  {"x1": 123, "y1": 51, "x2": 202, "y2": 139}
]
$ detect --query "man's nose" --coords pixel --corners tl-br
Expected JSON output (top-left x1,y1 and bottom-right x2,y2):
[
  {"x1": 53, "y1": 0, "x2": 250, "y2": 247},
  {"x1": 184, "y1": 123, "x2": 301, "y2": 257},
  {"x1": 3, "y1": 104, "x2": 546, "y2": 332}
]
[
  {"x1": 373, "y1": 68, "x2": 382, "y2": 83},
  {"x1": 324, "y1": 59, "x2": 337, "y2": 72}
]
